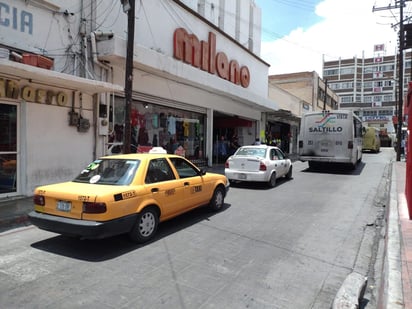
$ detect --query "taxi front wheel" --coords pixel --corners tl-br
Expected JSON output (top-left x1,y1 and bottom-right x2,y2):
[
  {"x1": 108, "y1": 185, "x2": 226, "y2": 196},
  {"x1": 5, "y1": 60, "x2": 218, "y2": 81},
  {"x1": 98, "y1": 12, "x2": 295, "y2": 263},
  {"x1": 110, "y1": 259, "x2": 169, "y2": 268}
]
[
  {"x1": 209, "y1": 187, "x2": 225, "y2": 211},
  {"x1": 129, "y1": 207, "x2": 159, "y2": 243}
]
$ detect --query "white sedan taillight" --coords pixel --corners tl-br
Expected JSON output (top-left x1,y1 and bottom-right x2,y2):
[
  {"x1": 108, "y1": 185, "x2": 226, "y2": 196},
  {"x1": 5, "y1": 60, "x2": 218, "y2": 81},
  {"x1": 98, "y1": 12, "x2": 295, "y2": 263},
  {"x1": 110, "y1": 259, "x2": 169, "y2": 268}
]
[{"x1": 259, "y1": 161, "x2": 267, "y2": 171}]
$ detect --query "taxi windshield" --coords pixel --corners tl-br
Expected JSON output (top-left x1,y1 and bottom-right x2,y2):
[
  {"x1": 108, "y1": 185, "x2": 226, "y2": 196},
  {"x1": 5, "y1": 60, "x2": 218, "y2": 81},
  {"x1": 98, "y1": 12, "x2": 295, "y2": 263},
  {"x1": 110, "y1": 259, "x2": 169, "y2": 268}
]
[{"x1": 73, "y1": 159, "x2": 140, "y2": 185}]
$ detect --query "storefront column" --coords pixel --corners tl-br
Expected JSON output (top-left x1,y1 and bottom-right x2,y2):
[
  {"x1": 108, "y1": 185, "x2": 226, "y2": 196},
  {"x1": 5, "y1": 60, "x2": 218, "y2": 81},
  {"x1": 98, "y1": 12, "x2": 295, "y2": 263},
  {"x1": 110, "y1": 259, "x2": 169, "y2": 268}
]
[
  {"x1": 207, "y1": 108, "x2": 214, "y2": 167},
  {"x1": 259, "y1": 113, "x2": 266, "y2": 142}
]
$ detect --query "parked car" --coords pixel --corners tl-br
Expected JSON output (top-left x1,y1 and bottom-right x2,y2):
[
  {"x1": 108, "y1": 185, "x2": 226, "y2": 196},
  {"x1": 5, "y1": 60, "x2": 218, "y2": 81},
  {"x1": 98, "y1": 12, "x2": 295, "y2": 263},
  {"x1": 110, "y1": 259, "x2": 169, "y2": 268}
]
[
  {"x1": 224, "y1": 145, "x2": 292, "y2": 187},
  {"x1": 29, "y1": 153, "x2": 229, "y2": 243}
]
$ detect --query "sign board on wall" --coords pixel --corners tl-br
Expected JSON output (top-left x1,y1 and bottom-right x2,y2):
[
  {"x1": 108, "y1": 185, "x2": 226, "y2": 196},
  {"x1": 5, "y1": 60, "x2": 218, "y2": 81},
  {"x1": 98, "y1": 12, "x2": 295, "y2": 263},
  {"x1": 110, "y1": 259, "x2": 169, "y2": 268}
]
[
  {"x1": 173, "y1": 28, "x2": 250, "y2": 88},
  {"x1": 0, "y1": 77, "x2": 69, "y2": 106}
]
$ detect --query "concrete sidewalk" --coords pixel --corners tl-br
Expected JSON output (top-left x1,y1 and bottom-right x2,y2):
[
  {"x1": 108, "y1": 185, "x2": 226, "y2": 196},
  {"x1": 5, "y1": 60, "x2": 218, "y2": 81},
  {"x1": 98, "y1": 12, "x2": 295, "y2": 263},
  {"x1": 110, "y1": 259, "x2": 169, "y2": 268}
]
[
  {"x1": 0, "y1": 196, "x2": 33, "y2": 232},
  {"x1": 388, "y1": 161, "x2": 412, "y2": 308}
]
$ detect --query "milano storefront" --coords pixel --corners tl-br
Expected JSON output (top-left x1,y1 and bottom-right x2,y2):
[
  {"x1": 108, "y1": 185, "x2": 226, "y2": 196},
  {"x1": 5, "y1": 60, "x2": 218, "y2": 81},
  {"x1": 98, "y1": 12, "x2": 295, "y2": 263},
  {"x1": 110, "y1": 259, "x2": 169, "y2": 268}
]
[{"x1": 98, "y1": 27, "x2": 275, "y2": 166}]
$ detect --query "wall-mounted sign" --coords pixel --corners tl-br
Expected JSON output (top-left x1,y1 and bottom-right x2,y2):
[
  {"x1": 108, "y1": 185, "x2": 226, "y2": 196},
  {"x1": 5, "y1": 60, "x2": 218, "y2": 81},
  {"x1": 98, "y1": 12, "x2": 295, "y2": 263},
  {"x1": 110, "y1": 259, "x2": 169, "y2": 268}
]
[
  {"x1": 0, "y1": 78, "x2": 68, "y2": 105},
  {"x1": 363, "y1": 115, "x2": 390, "y2": 122},
  {"x1": 0, "y1": 2, "x2": 33, "y2": 35},
  {"x1": 173, "y1": 28, "x2": 250, "y2": 88}
]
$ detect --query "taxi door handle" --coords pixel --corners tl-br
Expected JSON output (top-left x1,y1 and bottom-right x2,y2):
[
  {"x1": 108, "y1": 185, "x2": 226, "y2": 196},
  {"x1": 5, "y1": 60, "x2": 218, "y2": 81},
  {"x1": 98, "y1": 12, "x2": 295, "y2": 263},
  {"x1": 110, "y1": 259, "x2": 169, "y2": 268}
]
[
  {"x1": 151, "y1": 188, "x2": 159, "y2": 193},
  {"x1": 184, "y1": 182, "x2": 190, "y2": 186}
]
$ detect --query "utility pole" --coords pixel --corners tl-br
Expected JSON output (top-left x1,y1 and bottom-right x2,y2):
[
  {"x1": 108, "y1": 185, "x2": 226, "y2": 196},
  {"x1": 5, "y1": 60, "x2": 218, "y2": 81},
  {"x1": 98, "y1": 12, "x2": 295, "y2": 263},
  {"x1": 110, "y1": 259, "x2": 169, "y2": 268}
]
[
  {"x1": 397, "y1": 1, "x2": 405, "y2": 162},
  {"x1": 373, "y1": 0, "x2": 408, "y2": 161},
  {"x1": 122, "y1": 0, "x2": 135, "y2": 154}
]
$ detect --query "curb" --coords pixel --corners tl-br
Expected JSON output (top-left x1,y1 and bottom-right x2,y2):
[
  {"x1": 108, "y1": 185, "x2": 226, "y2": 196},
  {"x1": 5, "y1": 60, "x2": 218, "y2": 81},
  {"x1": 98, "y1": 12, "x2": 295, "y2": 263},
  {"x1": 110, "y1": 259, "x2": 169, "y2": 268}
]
[
  {"x1": 332, "y1": 272, "x2": 367, "y2": 309},
  {"x1": 0, "y1": 214, "x2": 30, "y2": 232},
  {"x1": 378, "y1": 162, "x2": 405, "y2": 308}
]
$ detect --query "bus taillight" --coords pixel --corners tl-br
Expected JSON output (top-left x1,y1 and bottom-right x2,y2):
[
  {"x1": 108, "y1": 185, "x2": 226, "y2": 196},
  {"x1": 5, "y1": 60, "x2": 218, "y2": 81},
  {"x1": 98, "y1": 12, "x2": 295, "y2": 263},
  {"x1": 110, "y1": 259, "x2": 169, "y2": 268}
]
[{"x1": 348, "y1": 141, "x2": 354, "y2": 149}]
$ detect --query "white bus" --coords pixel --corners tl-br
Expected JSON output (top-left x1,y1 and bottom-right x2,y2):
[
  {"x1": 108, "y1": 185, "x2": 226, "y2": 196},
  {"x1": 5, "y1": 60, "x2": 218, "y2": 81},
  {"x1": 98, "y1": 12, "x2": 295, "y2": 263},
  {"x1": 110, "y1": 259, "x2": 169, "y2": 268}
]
[{"x1": 298, "y1": 110, "x2": 363, "y2": 169}]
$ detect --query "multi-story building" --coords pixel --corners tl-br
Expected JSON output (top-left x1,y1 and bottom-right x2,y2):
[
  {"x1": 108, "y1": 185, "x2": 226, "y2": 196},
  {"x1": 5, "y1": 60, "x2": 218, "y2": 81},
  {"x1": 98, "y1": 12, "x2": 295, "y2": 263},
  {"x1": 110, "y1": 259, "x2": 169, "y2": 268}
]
[
  {"x1": 323, "y1": 47, "x2": 412, "y2": 145},
  {"x1": 0, "y1": 0, "x2": 276, "y2": 198},
  {"x1": 269, "y1": 71, "x2": 339, "y2": 112}
]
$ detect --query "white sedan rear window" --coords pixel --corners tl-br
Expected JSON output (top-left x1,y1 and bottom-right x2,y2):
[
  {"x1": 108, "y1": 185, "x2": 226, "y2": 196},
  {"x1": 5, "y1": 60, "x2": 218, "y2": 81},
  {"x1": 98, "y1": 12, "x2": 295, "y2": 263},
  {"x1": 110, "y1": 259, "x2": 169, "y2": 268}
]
[{"x1": 236, "y1": 148, "x2": 267, "y2": 157}]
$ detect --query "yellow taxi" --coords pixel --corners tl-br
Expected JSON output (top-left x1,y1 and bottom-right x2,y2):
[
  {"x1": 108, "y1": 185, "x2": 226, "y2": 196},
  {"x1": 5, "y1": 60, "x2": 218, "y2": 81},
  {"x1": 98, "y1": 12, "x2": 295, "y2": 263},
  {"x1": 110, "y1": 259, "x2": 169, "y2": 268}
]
[{"x1": 29, "y1": 153, "x2": 229, "y2": 243}]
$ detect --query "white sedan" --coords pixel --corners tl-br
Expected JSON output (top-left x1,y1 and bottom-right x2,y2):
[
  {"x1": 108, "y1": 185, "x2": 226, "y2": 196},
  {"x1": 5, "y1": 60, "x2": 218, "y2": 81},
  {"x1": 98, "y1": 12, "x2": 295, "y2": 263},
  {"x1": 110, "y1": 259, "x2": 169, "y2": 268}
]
[{"x1": 224, "y1": 145, "x2": 293, "y2": 187}]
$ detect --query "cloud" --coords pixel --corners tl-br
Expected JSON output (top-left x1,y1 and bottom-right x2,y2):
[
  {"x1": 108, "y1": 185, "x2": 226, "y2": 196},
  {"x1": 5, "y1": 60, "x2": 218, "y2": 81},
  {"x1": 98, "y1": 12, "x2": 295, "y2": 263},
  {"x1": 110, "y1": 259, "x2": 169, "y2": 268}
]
[{"x1": 261, "y1": 0, "x2": 399, "y2": 76}]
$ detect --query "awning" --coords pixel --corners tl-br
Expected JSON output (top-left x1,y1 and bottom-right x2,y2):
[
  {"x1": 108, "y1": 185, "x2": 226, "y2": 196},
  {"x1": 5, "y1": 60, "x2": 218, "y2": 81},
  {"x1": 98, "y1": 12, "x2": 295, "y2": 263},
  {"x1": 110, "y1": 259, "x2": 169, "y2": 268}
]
[
  {"x1": 0, "y1": 59, "x2": 123, "y2": 94},
  {"x1": 214, "y1": 117, "x2": 253, "y2": 128},
  {"x1": 267, "y1": 109, "x2": 301, "y2": 123}
]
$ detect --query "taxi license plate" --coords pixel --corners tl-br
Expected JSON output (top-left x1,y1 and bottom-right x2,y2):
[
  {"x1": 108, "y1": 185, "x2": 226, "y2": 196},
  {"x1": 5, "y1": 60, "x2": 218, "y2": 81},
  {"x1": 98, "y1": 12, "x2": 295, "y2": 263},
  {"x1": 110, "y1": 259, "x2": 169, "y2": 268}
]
[
  {"x1": 238, "y1": 173, "x2": 247, "y2": 180},
  {"x1": 57, "y1": 201, "x2": 71, "y2": 212}
]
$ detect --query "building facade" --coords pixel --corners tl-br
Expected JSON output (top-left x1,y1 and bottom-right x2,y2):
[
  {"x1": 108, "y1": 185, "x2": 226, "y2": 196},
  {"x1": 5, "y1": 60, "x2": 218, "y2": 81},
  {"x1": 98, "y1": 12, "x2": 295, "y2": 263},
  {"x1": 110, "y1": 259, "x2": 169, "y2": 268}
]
[
  {"x1": 265, "y1": 85, "x2": 304, "y2": 156},
  {"x1": 269, "y1": 71, "x2": 339, "y2": 113},
  {"x1": 0, "y1": 0, "x2": 276, "y2": 198},
  {"x1": 323, "y1": 48, "x2": 412, "y2": 145},
  {"x1": 267, "y1": 71, "x2": 339, "y2": 156}
]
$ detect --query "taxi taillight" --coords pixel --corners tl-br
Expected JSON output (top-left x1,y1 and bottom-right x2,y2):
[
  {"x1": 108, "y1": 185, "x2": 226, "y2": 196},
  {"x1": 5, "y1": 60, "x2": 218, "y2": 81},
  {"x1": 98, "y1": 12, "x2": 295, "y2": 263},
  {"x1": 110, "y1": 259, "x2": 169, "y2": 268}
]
[
  {"x1": 83, "y1": 202, "x2": 107, "y2": 213},
  {"x1": 33, "y1": 195, "x2": 45, "y2": 206}
]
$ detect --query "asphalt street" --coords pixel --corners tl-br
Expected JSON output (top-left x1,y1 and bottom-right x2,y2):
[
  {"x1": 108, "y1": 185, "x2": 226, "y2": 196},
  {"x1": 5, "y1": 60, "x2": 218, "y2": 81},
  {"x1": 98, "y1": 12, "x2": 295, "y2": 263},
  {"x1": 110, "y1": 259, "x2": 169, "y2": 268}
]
[{"x1": 0, "y1": 148, "x2": 398, "y2": 308}]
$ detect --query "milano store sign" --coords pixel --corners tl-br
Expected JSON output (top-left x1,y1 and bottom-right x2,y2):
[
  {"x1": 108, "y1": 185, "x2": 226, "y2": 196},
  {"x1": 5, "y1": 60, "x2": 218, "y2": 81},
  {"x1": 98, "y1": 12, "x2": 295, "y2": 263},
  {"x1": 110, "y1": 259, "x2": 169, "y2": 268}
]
[{"x1": 173, "y1": 28, "x2": 250, "y2": 88}]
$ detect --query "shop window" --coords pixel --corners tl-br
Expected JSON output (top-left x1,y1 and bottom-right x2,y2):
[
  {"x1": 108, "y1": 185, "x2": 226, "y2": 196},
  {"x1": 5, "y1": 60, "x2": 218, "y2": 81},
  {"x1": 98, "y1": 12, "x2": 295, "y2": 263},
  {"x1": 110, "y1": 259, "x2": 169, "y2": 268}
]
[
  {"x1": 109, "y1": 97, "x2": 207, "y2": 164},
  {"x1": 0, "y1": 103, "x2": 17, "y2": 194}
]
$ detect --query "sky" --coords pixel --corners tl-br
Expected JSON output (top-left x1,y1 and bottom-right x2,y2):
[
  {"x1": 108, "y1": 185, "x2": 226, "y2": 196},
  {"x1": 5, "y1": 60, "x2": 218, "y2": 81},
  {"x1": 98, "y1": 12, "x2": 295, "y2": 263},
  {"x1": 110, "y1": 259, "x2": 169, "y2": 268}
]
[{"x1": 255, "y1": 0, "x2": 409, "y2": 76}]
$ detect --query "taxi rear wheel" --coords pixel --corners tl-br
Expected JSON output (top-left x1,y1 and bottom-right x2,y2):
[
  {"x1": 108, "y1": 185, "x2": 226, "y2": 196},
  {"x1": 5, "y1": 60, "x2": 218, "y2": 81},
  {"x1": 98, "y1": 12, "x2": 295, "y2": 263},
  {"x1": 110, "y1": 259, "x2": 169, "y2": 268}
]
[
  {"x1": 129, "y1": 207, "x2": 159, "y2": 243},
  {"x1": 209, "y1": 187, "x2": 225, "y2": 211}
]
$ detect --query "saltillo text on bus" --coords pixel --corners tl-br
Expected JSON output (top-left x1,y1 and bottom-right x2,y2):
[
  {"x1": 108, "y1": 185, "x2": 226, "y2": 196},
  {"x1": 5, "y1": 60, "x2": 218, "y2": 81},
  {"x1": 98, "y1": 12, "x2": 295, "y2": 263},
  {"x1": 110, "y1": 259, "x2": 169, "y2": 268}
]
[{"x1": 298, "y1": 110, "x2": 363, "y2": 169}]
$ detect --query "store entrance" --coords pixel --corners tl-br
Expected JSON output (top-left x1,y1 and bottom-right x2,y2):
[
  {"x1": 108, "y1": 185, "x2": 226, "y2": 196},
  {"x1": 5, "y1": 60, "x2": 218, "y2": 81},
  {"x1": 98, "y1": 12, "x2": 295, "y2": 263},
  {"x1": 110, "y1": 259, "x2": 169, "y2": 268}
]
[
  {"x1": 266, "y1": 121, "x2": 291, "y2": 153},
  {"x1": 213, "y1": 114, "x2": 253, "y2": 164},
  {"x1": 0, "y1": 103, "x2": 18, "y2": 196}
]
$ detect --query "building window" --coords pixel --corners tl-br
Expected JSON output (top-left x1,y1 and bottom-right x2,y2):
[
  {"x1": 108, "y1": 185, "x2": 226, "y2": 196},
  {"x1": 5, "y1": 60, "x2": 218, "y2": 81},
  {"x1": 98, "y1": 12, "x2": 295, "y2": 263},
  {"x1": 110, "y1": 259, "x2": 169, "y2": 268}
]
[
  {"x1": 378, "y1": 109, "x2": 394, "y2": 116},
  {"x1": 340, "y1": 67, "x2": 354, "y2": 75},
  {"x1": 324, "y1": 69, "x2": 339, "y2": 76},
  {"x1": 373, "y1": 95, "x2": 383, "y2": 102},
  {"x1": 341, "y1": 82, "x2": 354, "y2": 89},
  {"x1": 340, "y1": 96, "x2": 353, "y2": 103},
  {"x1": 363, "y1": 81, "x2": 373, "y2": 88},
  {"x1": 330, "y1": 83, "x2": 339, "y2": 90},
  {"x1": 383, "y1": 94, "x2": 394, "y2": 101},
  {"x1": 109, "y1": 97, "x2": 206, "y2": 160},
  {"x1": 380, "y1": 64, "x2": 395, "y2": 72},
  {"x1": 364, "y1": 110, "x2": 377, "y2": 116},
  {"x1": 318, "y1": 88, "x2": 325, "y2": 100}
]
